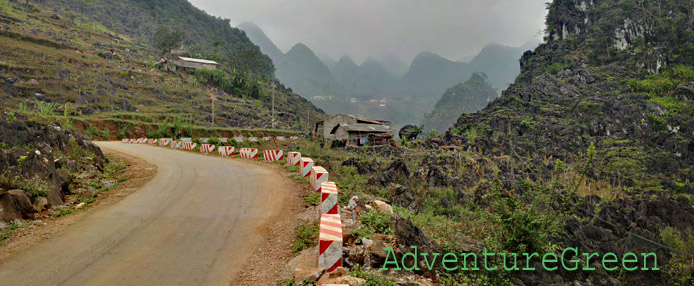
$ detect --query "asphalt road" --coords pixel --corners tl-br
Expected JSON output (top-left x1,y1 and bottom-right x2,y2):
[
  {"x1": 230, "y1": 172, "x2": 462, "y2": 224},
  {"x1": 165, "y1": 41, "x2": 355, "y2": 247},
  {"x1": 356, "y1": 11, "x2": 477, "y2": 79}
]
[{"x1": 0, "y1": 142, "x2": 289, "y2": 285}]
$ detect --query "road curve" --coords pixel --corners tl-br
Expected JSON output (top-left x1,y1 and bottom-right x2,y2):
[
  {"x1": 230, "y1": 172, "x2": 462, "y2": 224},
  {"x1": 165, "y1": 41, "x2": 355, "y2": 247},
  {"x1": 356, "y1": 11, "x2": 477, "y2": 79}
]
[{"x1": 0, "y1": 142, "x2": 291, "y2": 286}]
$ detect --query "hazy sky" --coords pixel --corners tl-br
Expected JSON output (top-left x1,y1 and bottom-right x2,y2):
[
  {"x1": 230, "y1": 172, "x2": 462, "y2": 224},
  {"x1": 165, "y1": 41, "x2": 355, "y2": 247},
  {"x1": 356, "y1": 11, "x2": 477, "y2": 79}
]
[{"x1": 188, "y1": 0, "x2": 548, "y2": 64}]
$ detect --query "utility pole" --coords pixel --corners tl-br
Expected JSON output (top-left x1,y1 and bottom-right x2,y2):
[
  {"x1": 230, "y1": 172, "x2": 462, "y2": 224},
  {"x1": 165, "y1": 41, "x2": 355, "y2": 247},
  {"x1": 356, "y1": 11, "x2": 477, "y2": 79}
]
[
  {"x1": 271, "y1": 82, "x2": 276, "y2": 129},
  {"x1": 209, "y1": 92, "x2": 216, "y2": 127}
]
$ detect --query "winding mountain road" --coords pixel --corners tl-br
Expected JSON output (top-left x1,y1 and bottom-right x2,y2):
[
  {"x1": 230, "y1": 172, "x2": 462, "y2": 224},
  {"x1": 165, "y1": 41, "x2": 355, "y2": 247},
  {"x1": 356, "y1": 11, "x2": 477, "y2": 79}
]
[{"x1": 0, "y1": 142, "x2": 291, "y2": 285}]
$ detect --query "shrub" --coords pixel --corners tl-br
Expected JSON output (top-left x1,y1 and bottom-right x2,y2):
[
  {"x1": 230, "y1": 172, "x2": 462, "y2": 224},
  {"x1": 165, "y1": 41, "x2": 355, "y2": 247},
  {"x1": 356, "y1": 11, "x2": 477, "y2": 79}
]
[
  {"x1": 303, "y1": 192, "x2": 320, "y2": 206},
  {"x1": 292, "y1": 222, "x2": 318, "y2": 253}
]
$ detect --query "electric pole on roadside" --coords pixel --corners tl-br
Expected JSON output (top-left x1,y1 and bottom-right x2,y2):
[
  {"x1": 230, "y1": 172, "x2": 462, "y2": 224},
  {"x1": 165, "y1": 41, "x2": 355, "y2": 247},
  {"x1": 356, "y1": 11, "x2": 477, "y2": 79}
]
[
  {"x1": 209, "y1": 92, "x2": 216, "y2": 127},
  {"x1": 271, "y1": 82, "x2": 276, "y2": 129}
]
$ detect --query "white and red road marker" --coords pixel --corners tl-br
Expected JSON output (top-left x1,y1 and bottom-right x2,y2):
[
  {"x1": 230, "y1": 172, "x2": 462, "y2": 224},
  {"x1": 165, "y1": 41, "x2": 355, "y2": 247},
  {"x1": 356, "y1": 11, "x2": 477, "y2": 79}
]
[
  {"x1": 183, "y1": 142, "x2": 197, "y2": 151},
  {"x1": 217, "y1": 146, "x2": 235, "y2": 156},
  {"x1": 300, "y1": 158, "x2": 314, "y2": 178},
  {"x1": 320, "y1": 182, "x2": 339, "y2": 215},
  {"x1": 159, "y1": 138, "x2": 172, "y2": 147},
  {"x1": 263, "y1": 150, "x2": 284, "y2": 162},
  {"x1": 319, "y1": 214, "x2": 343, "y2": 272},
  {"x1": 311, "y1": 166, "x2": 329, "y2": 192},
  {"x1": 239, "y1": 148, "x2": 259, "y2": 159},
  {"x1": 200, "y1": 144, "x2": 215, "y2": 153},
  {"x1": 286, "y1": 152, "x2": 301, "y2": 167}
]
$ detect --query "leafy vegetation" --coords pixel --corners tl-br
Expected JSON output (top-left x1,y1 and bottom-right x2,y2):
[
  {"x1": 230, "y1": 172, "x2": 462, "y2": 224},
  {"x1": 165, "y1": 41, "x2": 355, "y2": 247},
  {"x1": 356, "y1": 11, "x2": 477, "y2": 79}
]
[{"x1": 292, "y1": 221, "x2": 319, "y2": 254}]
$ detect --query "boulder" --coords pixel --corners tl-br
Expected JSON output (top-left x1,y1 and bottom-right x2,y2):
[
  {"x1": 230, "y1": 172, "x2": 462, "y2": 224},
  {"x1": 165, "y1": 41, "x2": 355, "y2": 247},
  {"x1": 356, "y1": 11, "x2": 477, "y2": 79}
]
[
  {"x1": 372, "y1": 200, "x2": 393, "y2": 214},
  {"x1": 293, "y1": 268, "x2": 325, "y2": 284},
  {"x1": 394, "y1": 218, "x2": 442, "y2": 280},
  {"x1": 341, "y1": 158, "x2": 373, "y2": 175},
  {"x1": 426, "y1": 167, "x2": 445, "y2": 187},
  {"x1": 0, "y1": 189, "x2": 36, "y2": 222},
  {"x1": 399, "y1": 125, "x2": 422, "y2": 141},
  {"x1": 390, "y1": 184, "x2": 417, "y2": 210},
  {"x1": 33, "y1": 196, "x2": 48, "y2": 212}
]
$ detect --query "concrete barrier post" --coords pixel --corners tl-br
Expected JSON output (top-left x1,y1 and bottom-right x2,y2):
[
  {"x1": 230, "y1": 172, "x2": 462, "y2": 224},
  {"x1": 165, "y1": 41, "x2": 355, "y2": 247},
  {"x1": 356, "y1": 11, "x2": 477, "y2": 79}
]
[
  {"x1": 201, "y1": 144, "x2": 215, "y2": 153},
  {"x1": 319, "y1": 214, "x2": 343, "y2": 272},
  {"x1": 159, "y1": 138, "x2": 172, "y2": 147},
  {"x1": 320, "y1": 182, "x2": 339, "y2": 215},
  {"x1": 218, "y1": 146, "x2": 235, "y2": 156},
  {"x1": 183, "y1": 142, "x2": 197, "y2": 151},
  {"x1": 286, "y1": 152, "x2": 301, "y2": 167},
  {"x1": 311, "y1": 166, "x2": 329, "y2": 192},
  {"x1": 300, "y1": 158, "x2": 314, "y2": 178},
  {"x1": 263, "y1": 150, "x2": 284, "y2": 162}
]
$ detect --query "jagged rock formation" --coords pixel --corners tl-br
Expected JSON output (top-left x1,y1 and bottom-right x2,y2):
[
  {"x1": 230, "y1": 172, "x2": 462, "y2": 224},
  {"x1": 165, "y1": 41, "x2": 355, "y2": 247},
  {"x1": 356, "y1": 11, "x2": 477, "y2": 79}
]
[
  {"x1": 422, "y1": 73, "x2": 498, "y2": 133},
  {"x1": 441, "y1": 0, "x2": 694, "y2": 284}
]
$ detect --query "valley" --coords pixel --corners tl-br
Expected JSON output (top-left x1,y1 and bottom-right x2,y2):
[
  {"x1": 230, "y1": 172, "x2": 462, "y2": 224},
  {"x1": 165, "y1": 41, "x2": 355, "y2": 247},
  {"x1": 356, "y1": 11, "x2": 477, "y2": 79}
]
[{"x1": 0, "y1": 0, "x2": 693, "y2": 285}]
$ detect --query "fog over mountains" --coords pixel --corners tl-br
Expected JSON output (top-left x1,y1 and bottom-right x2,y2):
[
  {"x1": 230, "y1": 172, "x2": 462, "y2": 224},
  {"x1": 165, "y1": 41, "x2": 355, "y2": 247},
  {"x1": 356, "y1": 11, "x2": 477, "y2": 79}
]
[{"x1": 238, "y1": 22, "x2": 538, "y2": 129}]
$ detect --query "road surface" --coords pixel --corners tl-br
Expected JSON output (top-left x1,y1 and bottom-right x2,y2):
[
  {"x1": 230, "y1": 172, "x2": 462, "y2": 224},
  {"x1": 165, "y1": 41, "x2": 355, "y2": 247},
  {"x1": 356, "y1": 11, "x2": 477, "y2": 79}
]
[{"x1": 0, "y1": 142, "x2": 290, "y2": 285}]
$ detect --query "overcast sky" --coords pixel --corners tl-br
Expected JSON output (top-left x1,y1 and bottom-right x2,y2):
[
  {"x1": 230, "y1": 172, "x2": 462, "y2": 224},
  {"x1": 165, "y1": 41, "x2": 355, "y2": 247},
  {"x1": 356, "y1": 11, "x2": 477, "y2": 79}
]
[{"x1": 188, "y1": 0, "x2": 548, "y2": 64}]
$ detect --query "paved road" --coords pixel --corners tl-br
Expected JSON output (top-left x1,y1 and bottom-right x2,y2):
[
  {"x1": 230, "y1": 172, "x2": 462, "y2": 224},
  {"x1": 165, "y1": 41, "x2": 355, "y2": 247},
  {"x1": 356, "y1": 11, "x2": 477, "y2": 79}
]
[{"x1": 0, "y1": 142, "x2": 290, "y2": 285}]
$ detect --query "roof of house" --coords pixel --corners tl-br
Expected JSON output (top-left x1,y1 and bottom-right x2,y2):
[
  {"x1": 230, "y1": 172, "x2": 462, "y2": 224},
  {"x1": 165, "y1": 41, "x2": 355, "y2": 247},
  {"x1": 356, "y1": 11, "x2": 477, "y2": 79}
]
[
  {"x1": 318, "y1": 114, "x2": 392, "y2": 125},
  {"x1": 177, "y1": 57, "x2": 219, "y2": 65},
  {"x1": 339, "y1": 123, "x2": 392, "y2": 133}
]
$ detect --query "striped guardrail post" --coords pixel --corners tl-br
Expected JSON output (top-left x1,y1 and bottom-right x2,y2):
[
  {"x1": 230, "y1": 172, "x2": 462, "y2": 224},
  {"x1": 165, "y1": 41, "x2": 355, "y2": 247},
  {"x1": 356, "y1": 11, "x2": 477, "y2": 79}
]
[
  {"x1": 263, "y1": 150, "x2": 284, "y2": 162},
  {"x1": 200, "y1": 144, "x2": 215, "y2": 153},
  {"x1": 320, "y1": 182, "x2": 338, "y2": 215},
  {"x1": 218, "y1": 146, "x2": 235, "y2": 156},
  {"x1": 311, "y1": 166, "x2": 329, "y2": 192},
  {"x1": 183, "y1": 142, "x2": 197, "y2": 151},
  {"x1": 286, "y1": 152, "x2": 301, "y2": 167},
  {"x1": 240, "y1": 148, "x2": 258, "y2": 159},
  {"x1": 319, "y1": 214, "x2": 343, "y2": 272},
  {"x1": 159, "y1": 138, "x2": 172, "y2": 147},
  {"x1": 300, "y1": 158, "x2": 314, "y2": 178}
]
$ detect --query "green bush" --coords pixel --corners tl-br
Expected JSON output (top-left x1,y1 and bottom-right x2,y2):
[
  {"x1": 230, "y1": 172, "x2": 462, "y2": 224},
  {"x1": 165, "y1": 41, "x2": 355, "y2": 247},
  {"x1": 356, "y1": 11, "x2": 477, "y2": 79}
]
[
  {"x1": 303, "y1": 193, "x2": 320, "y2": 206},
  {"x1": 292, "y1": 222, "x2": 318, "y2": 253}
]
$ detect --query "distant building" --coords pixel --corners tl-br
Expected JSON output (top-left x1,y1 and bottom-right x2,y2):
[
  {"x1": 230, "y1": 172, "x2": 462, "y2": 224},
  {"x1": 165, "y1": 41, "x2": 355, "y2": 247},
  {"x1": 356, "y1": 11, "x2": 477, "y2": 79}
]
[
  {"x1": 169, "y1": 56, "x2": 219, "y2": 72},
  {"x1": 314, "y1": 114, "x2": 393, "y2": 146}
]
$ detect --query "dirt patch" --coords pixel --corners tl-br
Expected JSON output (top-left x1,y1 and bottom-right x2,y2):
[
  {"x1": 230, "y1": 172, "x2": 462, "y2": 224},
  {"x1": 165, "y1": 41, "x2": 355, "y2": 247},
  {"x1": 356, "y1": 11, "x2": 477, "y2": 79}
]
[
  {"x1": 230, "y1": 161, "x2": 313, "y2": 286},
  {"x1": 0, "y1": 148, "x2": 156, "y2": 261}
]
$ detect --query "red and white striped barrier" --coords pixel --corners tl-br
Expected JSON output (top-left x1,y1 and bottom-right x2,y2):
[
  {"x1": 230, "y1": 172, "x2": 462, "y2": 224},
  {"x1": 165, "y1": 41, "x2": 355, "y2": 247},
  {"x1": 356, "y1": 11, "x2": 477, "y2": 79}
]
[
  {"x1": 138, "y1": 138, "x2": 147, "y2": 144},
  {"x1": 263, "y1": 150, "x2": 284, "y2": 162},
  {"x1": 321, "y1": 182, "x2": 339, "y2": 215},
  {"x1": 147, "y1": 138, "x2": 158, "y2": 145},
  {"x1": 286, "y1": 152, "x2": 301, "y2": 167},
  {"x1": 319, "y1": 214, "x2": 343, "y2": 272},
  {"x1": 300, "y1": 158, "x2": 314, "y2": 178},
  {"x1": 239, "y1": 148, "x2": 259, "y2": 159},
  {"x1": 218, "y1": 146, "x2": 235, "y2": 156},
  {"x1": 122, "y1": 139, "x2": 128, "y2": 143},
  {"x1": 200, "y1": 144, "x2": 215, "y2": 153},
  {"x1": 128, "y1": 138, "x2": 136, "y2": 144},
  {"x1": 159, "y1": 138, "x2": 172, "y2": 147},
  {"x1": 183, "y1": 142, "x2": 197, "y2": 151},
  {"x1": 311, "y1": 166, "x2": 329, "y2": 192},
  {"x1": 170, "y1": 141, "x2": 181, "y2": 149}
]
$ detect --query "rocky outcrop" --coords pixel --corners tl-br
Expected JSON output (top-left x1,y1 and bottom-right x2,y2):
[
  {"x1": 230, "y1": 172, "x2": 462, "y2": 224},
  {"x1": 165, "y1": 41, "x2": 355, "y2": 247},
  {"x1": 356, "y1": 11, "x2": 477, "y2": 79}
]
[
  {"x1": 0, "y1": 189, "x2": 35, "y2": 221},
  {"x1": 0, "y1": 116, "x2": 105, "y2": 222}
]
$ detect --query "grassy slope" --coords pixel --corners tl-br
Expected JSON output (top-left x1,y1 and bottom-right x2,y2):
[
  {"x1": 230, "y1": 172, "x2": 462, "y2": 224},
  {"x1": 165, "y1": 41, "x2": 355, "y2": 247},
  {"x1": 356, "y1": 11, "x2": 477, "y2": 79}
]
[{"x1": 0, "y1": 1, "x2": 323, "y2": 138}]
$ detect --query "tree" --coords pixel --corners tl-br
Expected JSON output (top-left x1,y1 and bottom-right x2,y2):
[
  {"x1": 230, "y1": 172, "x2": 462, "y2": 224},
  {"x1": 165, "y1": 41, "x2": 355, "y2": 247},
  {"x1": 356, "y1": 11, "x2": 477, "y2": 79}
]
[{"x1": 152, "y1": 26, "x2": 185, "y2": 56}]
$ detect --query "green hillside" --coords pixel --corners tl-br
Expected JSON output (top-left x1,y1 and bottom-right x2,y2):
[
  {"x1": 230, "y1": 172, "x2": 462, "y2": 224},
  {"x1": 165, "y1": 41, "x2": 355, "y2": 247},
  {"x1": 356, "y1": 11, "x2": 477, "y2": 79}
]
[
  {"x1": 422, "y1": 73, "x2": 497, "y2": 133},
  {"x1": 0, "y1": 0, "x2": 323, "y2": 137}
]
